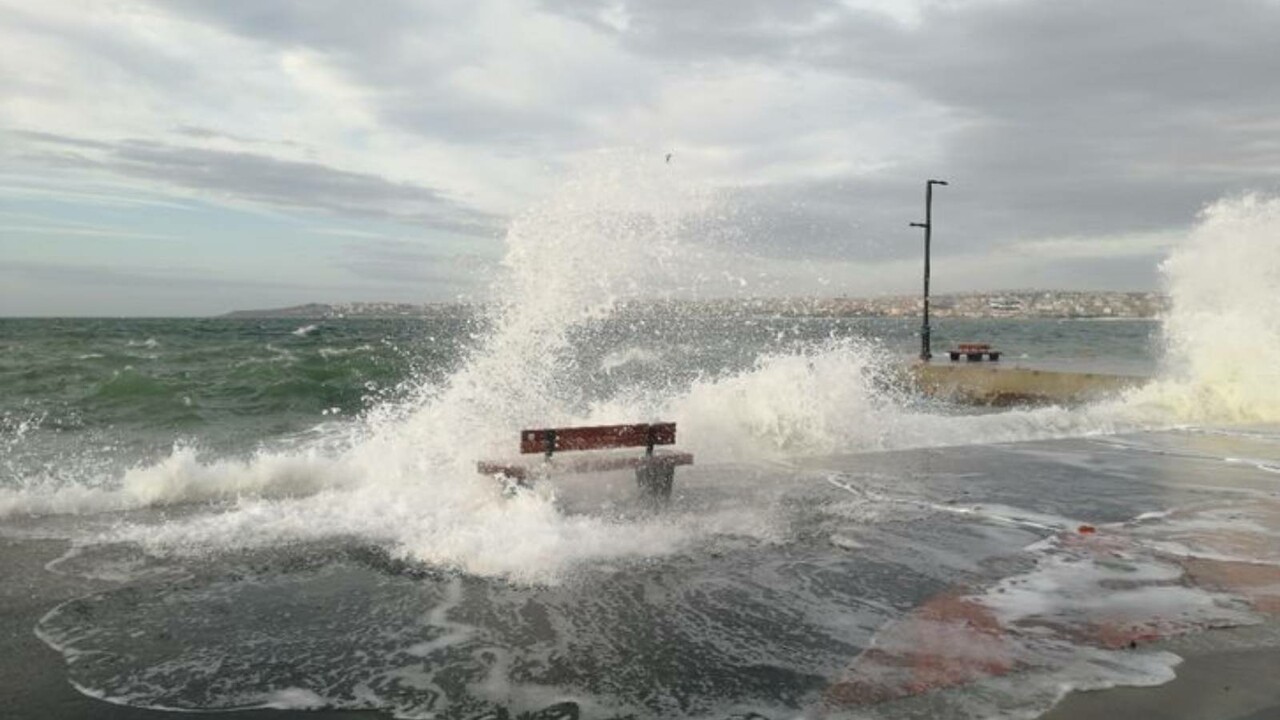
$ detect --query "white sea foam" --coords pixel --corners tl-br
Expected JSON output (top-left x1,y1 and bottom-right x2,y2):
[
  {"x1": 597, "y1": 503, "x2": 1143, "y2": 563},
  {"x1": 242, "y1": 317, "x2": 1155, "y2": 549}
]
[
  {"x1": 261, "y1": 688, "x2": 329, "y2": 710},
  {"x1": 1129, "y1": 193, "x2": 1280, "y2": 423},
  {"x1": 317, "y1": 343, "x2": 374, "y2": 358},
  {"x1": 0, "y1": 444, "x2": 353, "y2": 518},
  {"x1": 841, "y1": 515, "x2": 1262, "y2": 719},
  {"x1": 599, "y1": 346, "x2": 662, "y2": 372},
  {"x1": 13, "y1": 155, "x2": 761, "y2": 582},
  {"x1": 6, "y1": 168, "x2": 1280, "y2": 585}
]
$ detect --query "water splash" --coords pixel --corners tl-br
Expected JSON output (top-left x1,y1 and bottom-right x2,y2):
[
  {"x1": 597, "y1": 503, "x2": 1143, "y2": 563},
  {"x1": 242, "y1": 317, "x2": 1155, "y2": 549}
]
[
  {"x1": 51, "y1": 152, "x2": 736, "y2": 583},
  {"x1": 1130, "y1": 193, "x2": 1280, "y2": 423},
  {"x1": 7, "y1": 166, "x2": 1280, "y2": 583}
]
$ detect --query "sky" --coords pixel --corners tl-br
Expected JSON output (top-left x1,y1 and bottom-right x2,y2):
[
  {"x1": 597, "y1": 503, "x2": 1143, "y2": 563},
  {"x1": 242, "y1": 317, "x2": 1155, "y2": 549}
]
[{"x1": 2, "y1": 0, "x2": 1278, "y2": 316}]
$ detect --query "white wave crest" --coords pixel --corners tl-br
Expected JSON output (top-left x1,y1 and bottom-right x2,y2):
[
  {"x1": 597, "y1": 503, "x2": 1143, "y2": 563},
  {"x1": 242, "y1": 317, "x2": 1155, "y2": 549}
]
[
  {"x1": 8, "y1": 171, "x2": 1280, "y2": 584},
  {"x1": 1130, "y1": 193, "x2": 1280, "y2": 423}
]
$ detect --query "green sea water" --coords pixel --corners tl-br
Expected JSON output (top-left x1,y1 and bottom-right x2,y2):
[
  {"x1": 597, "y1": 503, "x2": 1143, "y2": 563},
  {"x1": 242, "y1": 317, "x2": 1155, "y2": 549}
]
[{"x1": 1, "y1": 313, "x2": 1157, "y2": 495}]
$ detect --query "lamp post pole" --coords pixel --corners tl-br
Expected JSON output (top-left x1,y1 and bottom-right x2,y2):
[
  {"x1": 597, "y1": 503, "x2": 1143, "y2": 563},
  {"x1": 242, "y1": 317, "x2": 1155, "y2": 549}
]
[{"x1": 910, "y1": 179, "x2": 948, "y2": 362}]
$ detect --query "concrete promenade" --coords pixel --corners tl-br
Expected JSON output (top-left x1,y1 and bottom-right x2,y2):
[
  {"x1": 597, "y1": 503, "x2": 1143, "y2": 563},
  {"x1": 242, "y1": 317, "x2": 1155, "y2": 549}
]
[{"x1": 909, "y1": 362, "x2": 1142, "y2": 406}]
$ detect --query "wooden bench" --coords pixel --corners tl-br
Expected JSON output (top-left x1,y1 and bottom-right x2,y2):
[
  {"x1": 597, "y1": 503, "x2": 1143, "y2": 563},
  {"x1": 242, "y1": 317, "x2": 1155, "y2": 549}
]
[
  {"x1": 476, "y1": 422, "x2": 694, "y2": 499},
  {"x1": 948, "y1": 343, "x2": 1001, "y2": 362}
]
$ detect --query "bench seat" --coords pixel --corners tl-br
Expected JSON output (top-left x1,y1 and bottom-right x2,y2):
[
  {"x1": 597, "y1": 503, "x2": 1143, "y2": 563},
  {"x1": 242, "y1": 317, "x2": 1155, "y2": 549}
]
[
  {"x1": 478, "y1": 448, "x2": 694, "y2": 482},
  {"x1": 948, "y1": 345, "x2": 1001, "y2": 362},
  {"x1": 478, "y1": 421, "x2": 692, "y2": 500}
]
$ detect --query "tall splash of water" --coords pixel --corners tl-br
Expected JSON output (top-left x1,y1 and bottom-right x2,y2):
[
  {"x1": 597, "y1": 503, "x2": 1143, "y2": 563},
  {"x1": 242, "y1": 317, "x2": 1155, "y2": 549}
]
[
  {"x1": 352, "y1": 152, "x2": 711, "y2": 477},
  {"x1": 88, "y1": 153, "x2": 745, "y2": 582},
  {"x1": 9, "y1": 159, "x2": 1280, "y2": 580},
  {"x1": 1130, "y1": 193, "x2": 1280, "y2": 423}
]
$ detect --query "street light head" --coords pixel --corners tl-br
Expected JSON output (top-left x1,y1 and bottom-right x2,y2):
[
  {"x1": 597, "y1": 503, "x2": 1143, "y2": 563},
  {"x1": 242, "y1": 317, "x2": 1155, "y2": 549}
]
[{"x1": 928, "y1": 179, "x2": 949, "y2": 186}]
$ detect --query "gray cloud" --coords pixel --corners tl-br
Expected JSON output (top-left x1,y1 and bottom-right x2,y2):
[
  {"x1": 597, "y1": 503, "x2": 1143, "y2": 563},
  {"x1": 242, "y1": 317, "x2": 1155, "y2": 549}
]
[
  {"x1": 5, "y1": 0, "x2": 1277, "y2": 315},
  {"x1": 541, "y1": 0, "x2": 1280, "y2": 271},
  {"x1": 156, "y1": 1, "x2": 613, "y2": 149},
  {"x1": 158, "y1": 0, "x2": 429, "y2": 53},
  {"x1": 170, "y1": 124, "x2": 303, "y2": 149},
  {"x1": 9, "y1": 132, "x2": 502, "y2": 237},
  {"x1": 859, "y1": 0, "x2": 1280, "y2": 243},
  {"x1": 159, "y1": 0, "x2": 1280, "y2": 266},
  {"x1": 337, "y1": 238, "x2": 497, "y2": 286},
  {"x1": 112, "y1": 142, "x2": 501, "y2": 236},
  {"x1": 8, "y1": 129, "x2": 115, "y2": 151},
  {"x1": 540, "y1": 0, "x2": 891, "y2": 63},
  {"x1": 0, "y1": 4, "x2": 206, "y2": 96},
  {"x1": 0, "y1": 259, "x2": 320, "y2": 292}
]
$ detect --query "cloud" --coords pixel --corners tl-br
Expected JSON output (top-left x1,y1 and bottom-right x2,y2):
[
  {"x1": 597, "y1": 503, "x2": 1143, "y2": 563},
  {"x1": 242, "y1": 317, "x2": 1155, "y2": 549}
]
[
  {"x1": 0, "y1": 259, "x2": 318, "y2": 291},
  {"x1": 1008, "y1": 231, "x2": 1184, "y2": 261},
  {"x1": 336, "y1": 238, "x2": 497, "y2": 286},
  {"x1": 7, "y1": 129, "x2": 114, "y2": 150},
  {"x1": 111, "y1": 142, "x2": 501, "y2": 236},
  {"x1": 0, "y1": 223, "x2": 176, "y2": 240},
  {"x1": 8, "y1": 131, "x2": 501, "y2": 236},
  {"x1": 162, "y1": 0, "x2": 648, "y2": 150},
  {"x1": 4, "y1": 0, "x2": 1280, "y2": 314},
  {"x1": 170, "y1": 124, "x2": 302, "y2": 149},
  {"x1": 541, "y1": 0, "x2": 1280, "y2": 259}
]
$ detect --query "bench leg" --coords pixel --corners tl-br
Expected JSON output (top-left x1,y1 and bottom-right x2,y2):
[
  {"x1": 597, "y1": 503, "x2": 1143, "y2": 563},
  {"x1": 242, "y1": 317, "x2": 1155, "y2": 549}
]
[
  {"x1": 497, "y1": 473, "x2": 532, "y2": 497},
  {"x1": 636, "y1": 462, "x2": 674, "y2": 501}
]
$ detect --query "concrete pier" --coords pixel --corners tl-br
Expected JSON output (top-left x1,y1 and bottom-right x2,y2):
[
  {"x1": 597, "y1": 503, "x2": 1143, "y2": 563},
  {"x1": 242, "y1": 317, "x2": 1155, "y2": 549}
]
[{"x1": 908, "y1": 363, "x2": 1143, "y2": 406}]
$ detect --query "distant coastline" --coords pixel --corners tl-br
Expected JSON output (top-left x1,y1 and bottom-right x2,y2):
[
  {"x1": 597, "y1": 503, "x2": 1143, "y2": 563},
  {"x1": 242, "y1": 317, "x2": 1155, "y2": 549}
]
[{"x1": 221, "y1": 291, "x2": 1166, "y2": 320}]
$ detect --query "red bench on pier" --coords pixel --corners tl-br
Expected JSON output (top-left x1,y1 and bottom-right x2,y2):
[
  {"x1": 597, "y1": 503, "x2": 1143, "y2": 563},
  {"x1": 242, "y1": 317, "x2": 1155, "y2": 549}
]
[
  {"x1": 948, "y1": 343, "x2": 1001, "y2": 362},
  {"x1": 477, "y1": 422, "x2": 694, "y2": 499}
]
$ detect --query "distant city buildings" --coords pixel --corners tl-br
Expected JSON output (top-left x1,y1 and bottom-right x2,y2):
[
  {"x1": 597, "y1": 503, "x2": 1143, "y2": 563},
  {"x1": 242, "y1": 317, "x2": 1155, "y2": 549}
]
[
  {"x1": 221, "y1": 302, "x2": 474, "y2": 319},
  {"x1": 223, "y1": 291, "x2": 1168, "y2": 320},
  {"x1": 653, "y1": 291, "x2": 1167, "y2": 319}
]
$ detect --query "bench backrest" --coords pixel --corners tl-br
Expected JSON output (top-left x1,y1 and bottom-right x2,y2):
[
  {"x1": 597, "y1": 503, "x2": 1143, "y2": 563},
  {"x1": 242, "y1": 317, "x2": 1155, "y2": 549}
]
[
  {"x1": 957, "y1": 343, "x2": 991, "y2": 351},
  {"x1": 520, "y1": 422, "x2": 676, "y2": 457}
]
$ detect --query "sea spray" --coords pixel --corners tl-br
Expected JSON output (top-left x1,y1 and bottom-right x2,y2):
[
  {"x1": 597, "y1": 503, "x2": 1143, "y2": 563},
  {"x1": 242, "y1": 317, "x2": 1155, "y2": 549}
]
[
  {"x1": 13, "y1": 177, "x2": 1280, "y2": 720},
  {"x1": 92, "y1": 154, "x2": 753, "y2": 582},
  {"x1": 378, "y1": 150, "x2": 710, "y2": 467},
  {"x1": 585, "y1": 338, "x2": 905, "y2": 462},
  {"x1": 7, "y1": 173, "x2": 1280, "y2": 581},
  {"x1": 0, "y1": 157, "x2": 1136, "y2": 574},
  {"x1": 657, "y1": 341, "x2": 1133, "y2": 462},
  {"x1": 1130, "y1": 193, "x2": 1280, "y2": 423}
]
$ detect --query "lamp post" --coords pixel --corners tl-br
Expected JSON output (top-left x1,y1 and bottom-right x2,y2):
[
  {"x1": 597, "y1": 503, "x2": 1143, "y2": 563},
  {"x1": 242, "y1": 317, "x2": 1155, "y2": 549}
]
[{"x1": 910, "y1": 179, "x2": 948, "y2": 362}]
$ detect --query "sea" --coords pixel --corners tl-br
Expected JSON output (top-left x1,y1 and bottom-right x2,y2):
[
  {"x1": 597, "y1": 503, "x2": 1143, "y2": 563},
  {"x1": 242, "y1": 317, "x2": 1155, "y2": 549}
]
[{"x1": 3, "y1": 176, "x2": 1280, "y2": 719}]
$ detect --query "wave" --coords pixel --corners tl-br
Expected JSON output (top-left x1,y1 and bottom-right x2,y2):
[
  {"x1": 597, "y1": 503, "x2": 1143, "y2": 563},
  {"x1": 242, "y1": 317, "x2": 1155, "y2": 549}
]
[
  {"x1": 5, "y1": 159, "x2": 1280, "y2": 584},
  {"x1": 1128, "y1": 193, "x2": 1280, "y2": 423}
]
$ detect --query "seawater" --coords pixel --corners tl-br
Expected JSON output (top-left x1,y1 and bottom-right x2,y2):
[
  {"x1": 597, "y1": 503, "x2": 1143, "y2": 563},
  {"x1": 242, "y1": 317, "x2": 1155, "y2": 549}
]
[
  {"x1": 3, "y1": 161, "x2": 1280, "y2": 719},
  {"x1": 0, "y1": 314, "x2": 1156, "y2": 476}
]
